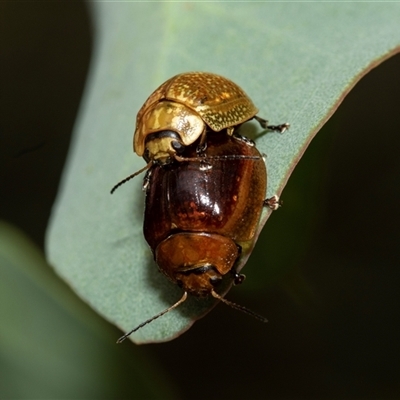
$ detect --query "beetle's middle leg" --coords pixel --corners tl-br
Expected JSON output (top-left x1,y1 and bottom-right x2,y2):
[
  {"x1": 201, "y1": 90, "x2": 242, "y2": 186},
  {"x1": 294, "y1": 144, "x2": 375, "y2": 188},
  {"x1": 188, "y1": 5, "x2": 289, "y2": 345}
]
[{"x1": 263, "y1": 195, "x2": 281, "y2": 210}]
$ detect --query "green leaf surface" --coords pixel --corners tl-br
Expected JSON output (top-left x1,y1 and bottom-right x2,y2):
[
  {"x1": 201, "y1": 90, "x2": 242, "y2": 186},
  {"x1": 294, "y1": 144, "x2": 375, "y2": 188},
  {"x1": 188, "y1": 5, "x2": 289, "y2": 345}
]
[{"x1": 46, "y1": 3, "x2": 400, "y2": 344}]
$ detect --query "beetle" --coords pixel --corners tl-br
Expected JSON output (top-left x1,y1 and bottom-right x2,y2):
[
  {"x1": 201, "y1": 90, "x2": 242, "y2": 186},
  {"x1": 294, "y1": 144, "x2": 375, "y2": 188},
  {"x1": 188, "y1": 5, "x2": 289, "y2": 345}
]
[
  {"x1": 112, "y1": 72, "x2": 289, "y2": 342},
  {"x1": 135, "y1": 71, "x2": 288, "y2": 163},
  {"x1": 143, "y1": 133, "x2": 280, "y2": 295},
  {"x1": 116, "y1": 134, "x2": 283, "y2": 343},
  {"x1": 111, "y1": 72, "x2": 288, "y2": 193}
]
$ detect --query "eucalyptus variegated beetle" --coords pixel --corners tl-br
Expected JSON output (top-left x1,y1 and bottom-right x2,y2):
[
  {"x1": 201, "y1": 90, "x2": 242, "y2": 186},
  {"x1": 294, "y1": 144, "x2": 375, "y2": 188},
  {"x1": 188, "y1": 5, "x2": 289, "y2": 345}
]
[{"x1": 135, "y1": 72, "x2": 288, "y2": 163}]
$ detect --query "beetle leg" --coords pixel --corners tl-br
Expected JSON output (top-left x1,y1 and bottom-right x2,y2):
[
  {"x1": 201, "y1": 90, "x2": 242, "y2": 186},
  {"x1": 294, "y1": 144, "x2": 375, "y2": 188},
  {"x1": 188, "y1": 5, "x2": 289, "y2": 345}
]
[
  {"x1": 196, "y1": 127, "x2": 208, "y2": 154},
  {"x1": 142, "y1": 168, "x2": 152, "y2": 192},
  {"x1": 266, "y1": 123, "x2": 290, "y2": 133},
  {"x1": 233, "y1": 132, "x2": 255, "y2": 147},
  {"x1": 263, "y1": 195, "x2": 282, "y2": 210},
  {"x1": 230, "y1": 269, "x2": 246, "y2": 285},
  {"x1": 254, "y1": 116, "x2": 290, "y2": 133}
]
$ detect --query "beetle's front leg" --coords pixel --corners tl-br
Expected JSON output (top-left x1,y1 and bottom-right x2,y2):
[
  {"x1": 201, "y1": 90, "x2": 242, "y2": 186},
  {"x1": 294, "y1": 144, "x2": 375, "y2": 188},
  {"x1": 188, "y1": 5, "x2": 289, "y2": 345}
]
[
  {"x1": 196, "y1": 127, "x2": 208, "y2": 154},
  {"x1": 254, "y1": 116, "x2": 290, "y2": 134}
]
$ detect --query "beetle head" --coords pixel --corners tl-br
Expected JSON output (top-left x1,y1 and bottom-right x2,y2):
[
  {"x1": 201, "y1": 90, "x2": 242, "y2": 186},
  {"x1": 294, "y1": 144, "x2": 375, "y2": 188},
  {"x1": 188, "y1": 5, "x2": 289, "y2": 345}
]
[
  {"x1": 144, "y1": 130, "x2": 185, "y2": 164},
  {"x1": 175, "y1": 264, "x2": 223, "y2": 296},
  {"x1": 135, "y1": 100, "x2": 206, "y2": 161}
]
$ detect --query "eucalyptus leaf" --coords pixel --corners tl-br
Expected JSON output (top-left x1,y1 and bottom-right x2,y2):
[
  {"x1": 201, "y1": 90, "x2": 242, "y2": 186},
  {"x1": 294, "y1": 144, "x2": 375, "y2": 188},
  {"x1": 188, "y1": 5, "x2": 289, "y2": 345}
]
[{"x1": 46, "y1": 3, "x2": 400, "y2": 343}]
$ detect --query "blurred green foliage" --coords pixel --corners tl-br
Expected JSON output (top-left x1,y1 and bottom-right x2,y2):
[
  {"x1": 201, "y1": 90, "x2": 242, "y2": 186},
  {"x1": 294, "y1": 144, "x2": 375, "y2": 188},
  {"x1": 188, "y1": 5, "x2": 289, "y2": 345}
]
[{"x1": 0, "y1": 221, "x2": 178, "y2": 399}]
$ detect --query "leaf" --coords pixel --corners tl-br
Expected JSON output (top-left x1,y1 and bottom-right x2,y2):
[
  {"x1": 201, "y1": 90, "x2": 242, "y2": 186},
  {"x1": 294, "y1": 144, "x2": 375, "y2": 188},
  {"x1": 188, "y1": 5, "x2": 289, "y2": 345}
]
[
  {"x1": 0, "y1": 221, "x2": 177, "y2": 398},
  {"x1": 46, "y1": 3, "x2": 400, "y2": 344}
]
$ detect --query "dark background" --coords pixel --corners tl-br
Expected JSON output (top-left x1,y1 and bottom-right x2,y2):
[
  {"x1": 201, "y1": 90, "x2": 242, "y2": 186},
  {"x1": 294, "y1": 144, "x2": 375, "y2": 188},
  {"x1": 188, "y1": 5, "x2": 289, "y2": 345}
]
[{"x1": 1, "y1": 2, "x2": 400, "y2": 399}]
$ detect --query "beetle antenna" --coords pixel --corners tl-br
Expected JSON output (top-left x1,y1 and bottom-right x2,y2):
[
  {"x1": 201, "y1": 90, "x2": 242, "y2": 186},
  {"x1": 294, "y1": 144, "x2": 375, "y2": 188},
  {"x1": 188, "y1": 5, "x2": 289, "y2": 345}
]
[
  {"x1": 116, "y1": 291, "x2": 188, "y2": 343},
  {"x1": 111, "y1": 161, "x2": 153, "y2": 194},
  {"x1": 211, "y1": 290, "x2": 268, "y2": 323},
  {"x1": 175, "y1": 155, "x2": 262, "y2": 162}
]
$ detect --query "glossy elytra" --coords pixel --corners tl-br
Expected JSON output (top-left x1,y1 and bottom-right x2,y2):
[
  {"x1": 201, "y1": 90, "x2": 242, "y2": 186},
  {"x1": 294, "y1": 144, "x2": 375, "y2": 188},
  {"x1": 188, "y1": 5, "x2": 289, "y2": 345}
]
[{"x1": 111, "y1": 72, "x2": 289, "y2": 342}]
